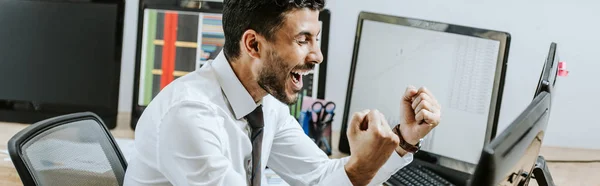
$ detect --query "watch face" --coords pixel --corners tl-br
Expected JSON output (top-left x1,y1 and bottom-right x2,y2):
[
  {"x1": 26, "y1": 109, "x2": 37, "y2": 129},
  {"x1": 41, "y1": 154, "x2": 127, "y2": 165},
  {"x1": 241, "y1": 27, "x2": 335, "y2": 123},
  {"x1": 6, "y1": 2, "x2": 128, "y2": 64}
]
[{"x1": 416, "y1": 139, "x2": 423, "y2": 152}]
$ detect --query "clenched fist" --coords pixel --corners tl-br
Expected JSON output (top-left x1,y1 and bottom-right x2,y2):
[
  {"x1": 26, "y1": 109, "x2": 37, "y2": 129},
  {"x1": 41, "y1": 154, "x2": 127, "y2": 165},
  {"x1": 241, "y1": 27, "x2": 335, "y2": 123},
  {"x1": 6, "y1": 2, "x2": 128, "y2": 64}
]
[
  {"x1": 344, "y1": 110, "x2": 399, "y2": 186},
  {"x1": 397, "y1": 86, "x2": 441, "y2": 154}
]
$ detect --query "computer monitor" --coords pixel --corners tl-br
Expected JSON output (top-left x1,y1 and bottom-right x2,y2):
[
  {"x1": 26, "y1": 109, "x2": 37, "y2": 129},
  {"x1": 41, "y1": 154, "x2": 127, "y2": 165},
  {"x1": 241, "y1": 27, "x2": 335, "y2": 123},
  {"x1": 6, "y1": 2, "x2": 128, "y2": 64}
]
[
  {"x1": 468, "y1": 43, "x2": 559, "y2": 185},
  {"x1": 340, "y1": 11, "x2": 511, "y2": 166},
  {"x1": 0, "y1": 0, "x2": 124, "y2": 128},
  {"x1": 131, "y1": 5, "x2": 223, "y2": 129},
  {"x1": 130, "y1": 5, "x2": 331, "y2": 129},
  {"x1": 535, "y1": 42, "x2": 559, "y2": 97},
  {"x1": 469, "y1": 90, "x2": 552, "y2": 185}
]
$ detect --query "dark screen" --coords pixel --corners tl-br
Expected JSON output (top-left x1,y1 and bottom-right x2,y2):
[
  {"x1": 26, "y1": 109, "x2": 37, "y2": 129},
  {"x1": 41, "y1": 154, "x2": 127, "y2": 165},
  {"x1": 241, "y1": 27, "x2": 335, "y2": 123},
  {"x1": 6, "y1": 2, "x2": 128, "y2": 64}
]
[
  {"x1": 469, "y1": 92, "x2": 551, "y2": 185},
  {"x1": 0, "y1": 0, "x2": 120, "y2": 109}
]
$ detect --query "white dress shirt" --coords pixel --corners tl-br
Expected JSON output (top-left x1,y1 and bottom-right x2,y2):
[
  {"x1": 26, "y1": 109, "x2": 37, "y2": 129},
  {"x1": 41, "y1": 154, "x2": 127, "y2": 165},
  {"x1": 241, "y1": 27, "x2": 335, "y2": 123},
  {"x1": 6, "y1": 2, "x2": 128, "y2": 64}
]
[{"x1": 123, "y1": 51, "x2": 413, "y2": 186}]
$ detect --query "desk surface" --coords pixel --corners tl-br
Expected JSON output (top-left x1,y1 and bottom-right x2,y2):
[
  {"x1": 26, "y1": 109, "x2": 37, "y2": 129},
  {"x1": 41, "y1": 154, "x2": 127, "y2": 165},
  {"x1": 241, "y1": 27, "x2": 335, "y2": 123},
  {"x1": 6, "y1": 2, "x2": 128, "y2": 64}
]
[{"x1": 1, "y1": 113, "x2": 599, "y2": 186}]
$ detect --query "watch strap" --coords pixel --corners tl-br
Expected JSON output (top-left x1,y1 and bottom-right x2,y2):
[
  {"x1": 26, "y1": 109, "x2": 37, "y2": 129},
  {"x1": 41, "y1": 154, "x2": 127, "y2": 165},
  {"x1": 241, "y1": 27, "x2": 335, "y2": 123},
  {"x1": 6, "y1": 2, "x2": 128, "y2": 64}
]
[{"x1": 393, "y1": 125, "x2": 420, "y2": 153}]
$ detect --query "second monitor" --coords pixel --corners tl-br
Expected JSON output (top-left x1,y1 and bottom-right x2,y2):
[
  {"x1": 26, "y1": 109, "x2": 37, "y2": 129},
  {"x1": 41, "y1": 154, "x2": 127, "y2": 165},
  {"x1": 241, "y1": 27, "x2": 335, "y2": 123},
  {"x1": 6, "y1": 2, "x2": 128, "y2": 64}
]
[{"x1": 468, "y1": 42, "x2": 559, "y2": 186}]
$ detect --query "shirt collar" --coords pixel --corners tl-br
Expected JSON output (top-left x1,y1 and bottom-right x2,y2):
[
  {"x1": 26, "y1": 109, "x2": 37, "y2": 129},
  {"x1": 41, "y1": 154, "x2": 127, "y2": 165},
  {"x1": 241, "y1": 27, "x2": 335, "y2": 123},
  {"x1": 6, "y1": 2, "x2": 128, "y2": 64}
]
[{"x1": 212, "y1": 51, "x2": 259, "y2": 119}]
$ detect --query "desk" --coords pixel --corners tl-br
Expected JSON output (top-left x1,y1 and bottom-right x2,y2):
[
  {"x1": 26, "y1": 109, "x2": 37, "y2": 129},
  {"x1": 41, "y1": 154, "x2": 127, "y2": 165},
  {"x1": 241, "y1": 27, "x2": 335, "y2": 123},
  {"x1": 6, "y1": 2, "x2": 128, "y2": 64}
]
[{"x1": 1, "y1": 113, "x2": 599, "y2": 186}]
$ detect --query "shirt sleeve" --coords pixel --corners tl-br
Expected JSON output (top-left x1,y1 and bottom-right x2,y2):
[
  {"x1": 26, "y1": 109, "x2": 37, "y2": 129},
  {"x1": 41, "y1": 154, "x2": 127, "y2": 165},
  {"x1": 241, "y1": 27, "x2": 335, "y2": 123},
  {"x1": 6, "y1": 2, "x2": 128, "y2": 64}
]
[
  {"x1": 267, "y1": 112, "x2": 413, "y2": 186},
  {"x1": 157, "y1": 101, "x2": 247, "y2": 186}
]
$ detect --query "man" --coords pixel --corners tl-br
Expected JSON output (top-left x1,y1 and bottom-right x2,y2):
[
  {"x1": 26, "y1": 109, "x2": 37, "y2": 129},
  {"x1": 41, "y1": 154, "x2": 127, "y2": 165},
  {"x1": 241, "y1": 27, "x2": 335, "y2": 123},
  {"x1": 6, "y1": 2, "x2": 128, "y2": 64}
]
[{"x1": 123, "y1": 0, "x2": 442, "y2": 185}]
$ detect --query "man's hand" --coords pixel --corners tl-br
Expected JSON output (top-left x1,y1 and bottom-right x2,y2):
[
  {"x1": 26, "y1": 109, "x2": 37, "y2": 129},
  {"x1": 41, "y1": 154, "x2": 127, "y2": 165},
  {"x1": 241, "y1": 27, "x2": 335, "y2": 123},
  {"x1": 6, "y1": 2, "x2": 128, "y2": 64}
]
[
  {"x1": 345, "y1": 110, "x2": 399, "y2": 186},
  {"x1": 398, "y1": 86, "x2": 442, "y2": 148}
]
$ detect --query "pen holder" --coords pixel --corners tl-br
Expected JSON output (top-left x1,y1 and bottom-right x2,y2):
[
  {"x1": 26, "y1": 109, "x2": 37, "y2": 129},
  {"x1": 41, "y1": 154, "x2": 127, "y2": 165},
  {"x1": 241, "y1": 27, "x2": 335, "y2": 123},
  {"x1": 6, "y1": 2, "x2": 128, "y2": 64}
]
[
  {"x1": 295, "y1": 96, "x2": 335, "y2": 155},
  {"x1": 298, "y1": 111, "x2": 332, "y2": 155},
  {"x1": 309, "y1": 118, "x2": 333, "y2": 156}
]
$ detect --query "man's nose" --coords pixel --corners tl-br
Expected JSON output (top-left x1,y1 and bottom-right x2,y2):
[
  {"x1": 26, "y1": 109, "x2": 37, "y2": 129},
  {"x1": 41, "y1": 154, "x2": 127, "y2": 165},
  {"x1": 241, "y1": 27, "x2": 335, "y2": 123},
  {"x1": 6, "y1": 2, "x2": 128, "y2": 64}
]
[{"x1": 306, "y1": 46, "x2": 324, "y2": 65}]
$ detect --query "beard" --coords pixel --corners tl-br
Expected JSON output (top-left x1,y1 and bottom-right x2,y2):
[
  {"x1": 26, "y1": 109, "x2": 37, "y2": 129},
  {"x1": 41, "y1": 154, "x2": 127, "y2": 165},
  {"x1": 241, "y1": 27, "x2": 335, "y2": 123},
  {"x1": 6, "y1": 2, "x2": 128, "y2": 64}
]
[{"x1": 257, "y1": 50, "x2": 313, "y2": 105}]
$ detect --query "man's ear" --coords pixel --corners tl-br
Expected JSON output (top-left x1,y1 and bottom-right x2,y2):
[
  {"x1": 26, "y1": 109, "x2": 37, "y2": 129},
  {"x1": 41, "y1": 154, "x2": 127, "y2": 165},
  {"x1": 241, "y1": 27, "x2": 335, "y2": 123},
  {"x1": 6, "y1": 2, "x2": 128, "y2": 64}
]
[{"x1": 241, "y1": 29, "x2": 262, "y2": 59}]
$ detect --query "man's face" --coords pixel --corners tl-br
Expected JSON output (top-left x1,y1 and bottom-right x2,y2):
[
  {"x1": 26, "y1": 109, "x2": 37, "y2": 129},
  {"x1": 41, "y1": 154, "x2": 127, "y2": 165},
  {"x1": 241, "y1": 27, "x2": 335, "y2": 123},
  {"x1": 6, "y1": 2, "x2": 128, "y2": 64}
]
[{"x1": 257, "y1": 8, "x2": 323, "y2": 105}]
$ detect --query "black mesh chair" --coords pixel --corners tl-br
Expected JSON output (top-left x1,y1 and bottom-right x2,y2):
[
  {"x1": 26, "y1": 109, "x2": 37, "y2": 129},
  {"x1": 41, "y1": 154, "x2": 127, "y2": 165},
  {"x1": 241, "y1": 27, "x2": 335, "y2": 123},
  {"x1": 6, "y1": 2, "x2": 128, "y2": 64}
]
[{"x1": 7, "y1": 112, "x2": 127, "y2": 186}]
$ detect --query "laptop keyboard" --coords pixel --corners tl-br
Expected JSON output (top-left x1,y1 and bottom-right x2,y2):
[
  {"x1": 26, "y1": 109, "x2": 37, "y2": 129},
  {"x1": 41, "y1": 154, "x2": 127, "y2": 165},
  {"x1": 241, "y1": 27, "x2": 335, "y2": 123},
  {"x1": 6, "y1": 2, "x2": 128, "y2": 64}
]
[{"x1": 385, "y1": 165, "x2": 456, "y2": 186}]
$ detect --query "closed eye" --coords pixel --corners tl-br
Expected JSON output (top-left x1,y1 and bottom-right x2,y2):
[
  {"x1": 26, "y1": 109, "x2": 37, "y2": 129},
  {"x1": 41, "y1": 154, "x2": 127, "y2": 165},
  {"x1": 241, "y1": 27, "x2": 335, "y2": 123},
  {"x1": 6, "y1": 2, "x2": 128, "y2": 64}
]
[
  {"x1": 297, "y1": 40, "x2": 309, "y2": 44},
  {"x1": 296, "y1": 35, "x2": 309, "y2": 45}
]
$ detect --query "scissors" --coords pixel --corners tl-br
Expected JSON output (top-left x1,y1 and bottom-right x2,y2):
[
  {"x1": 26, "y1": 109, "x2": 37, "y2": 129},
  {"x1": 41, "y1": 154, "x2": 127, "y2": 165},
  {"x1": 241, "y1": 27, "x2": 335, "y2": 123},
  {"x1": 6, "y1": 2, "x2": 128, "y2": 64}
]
[
  {"x1": 311, "y1": 101, "x2": 335, "y2": 125},
  {"x1": 310, "y1": 101, "x2": 336, "y2": 154}
]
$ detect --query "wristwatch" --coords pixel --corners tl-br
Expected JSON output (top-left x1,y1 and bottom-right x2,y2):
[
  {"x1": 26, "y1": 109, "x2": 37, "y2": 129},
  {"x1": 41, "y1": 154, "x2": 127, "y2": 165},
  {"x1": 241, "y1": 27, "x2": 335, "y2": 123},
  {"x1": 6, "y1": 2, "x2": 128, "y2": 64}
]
[{"x1": 393, "y1": 125, "x2": 422, "y2": 153}]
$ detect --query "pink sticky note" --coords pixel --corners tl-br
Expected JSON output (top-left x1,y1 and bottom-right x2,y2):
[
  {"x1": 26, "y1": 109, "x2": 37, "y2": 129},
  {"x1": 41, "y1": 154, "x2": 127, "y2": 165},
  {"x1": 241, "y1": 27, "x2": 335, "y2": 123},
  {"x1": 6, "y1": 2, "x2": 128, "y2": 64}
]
[{"x1": 558, "y1": 61, "x2": 569, "y2": 77}]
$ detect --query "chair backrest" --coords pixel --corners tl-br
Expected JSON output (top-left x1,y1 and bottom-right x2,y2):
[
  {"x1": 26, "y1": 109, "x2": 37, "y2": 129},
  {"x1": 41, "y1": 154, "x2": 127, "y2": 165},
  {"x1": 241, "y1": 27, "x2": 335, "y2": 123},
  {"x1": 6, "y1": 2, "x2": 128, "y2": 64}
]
[{"x1": 7, "y1": 112, "x2": 127, "y2": 186}]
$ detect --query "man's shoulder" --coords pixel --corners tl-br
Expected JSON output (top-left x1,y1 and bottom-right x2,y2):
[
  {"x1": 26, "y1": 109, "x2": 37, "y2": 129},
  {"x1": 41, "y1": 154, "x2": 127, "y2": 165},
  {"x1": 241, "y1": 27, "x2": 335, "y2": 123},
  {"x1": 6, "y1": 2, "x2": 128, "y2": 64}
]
[
  {"x1": 143, "y1": 68, "x2": 229, "y2": 120},
  {"x1": 140, "y1": 90, "x2": 228, "y2": 133},
  {"x1": 162, "y1": 68, "x2": 225, "y2": 104}
]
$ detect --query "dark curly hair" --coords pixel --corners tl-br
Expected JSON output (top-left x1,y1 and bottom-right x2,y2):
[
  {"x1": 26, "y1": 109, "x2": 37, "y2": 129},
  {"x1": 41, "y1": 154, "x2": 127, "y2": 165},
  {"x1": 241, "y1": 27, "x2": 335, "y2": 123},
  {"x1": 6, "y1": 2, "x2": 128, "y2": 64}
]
[{"x1": 222, "y1": 0, "x2": 325, "y2": 61}]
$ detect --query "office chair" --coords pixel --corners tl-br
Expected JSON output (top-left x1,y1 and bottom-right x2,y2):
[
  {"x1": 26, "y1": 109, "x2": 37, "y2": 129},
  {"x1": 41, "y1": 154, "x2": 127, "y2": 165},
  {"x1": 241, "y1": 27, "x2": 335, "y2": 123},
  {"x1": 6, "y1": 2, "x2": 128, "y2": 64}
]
[{"x1": 7, "y1": 112, "x2": 127, "y2": 186}]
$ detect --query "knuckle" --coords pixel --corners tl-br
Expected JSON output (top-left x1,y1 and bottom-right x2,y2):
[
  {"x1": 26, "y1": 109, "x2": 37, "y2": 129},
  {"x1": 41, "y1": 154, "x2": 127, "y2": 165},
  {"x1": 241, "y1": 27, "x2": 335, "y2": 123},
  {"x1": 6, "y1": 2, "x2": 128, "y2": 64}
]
[
  {"x1": 424, "y1": 102, "x2": 432, "y2": 109},
  {"x1": 420, "y1": 106, "x2": 428, "y2": 112},
  {"x1": 382, "y1": 133, "x2": 392, "y2": 142},
  {"x1": 416, "y1": 102, "x2": 424, "y2": 109},
  {"x1": 376, "y1": 130, "x2": 386, "y2": 139},
  {"x1": 392, "y1": 136, "x2": 400, "y2": 145},
  {"x1": 352, "y1": 113, "x2": 361, "y2": 120},
  {"x1": 373, "y1": 133, "x2": 382, "y2": 140}
]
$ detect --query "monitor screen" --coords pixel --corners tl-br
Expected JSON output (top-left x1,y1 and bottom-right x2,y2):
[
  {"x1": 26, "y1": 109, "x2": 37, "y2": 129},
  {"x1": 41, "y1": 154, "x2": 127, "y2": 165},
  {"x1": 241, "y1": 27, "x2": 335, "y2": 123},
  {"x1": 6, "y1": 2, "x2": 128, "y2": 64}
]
[
  {"x1": 0, "y1": 0, "x2": 121, "y2": 110},
  {"x1": 137, "y1": 8, "x2": 225, "y2": 106},
  {"x1": 343, "y1": 12, "x2": 509, "y2": 165},
  {"x1": 470, "y1": 44, "x2": 558, "y2": 185}
]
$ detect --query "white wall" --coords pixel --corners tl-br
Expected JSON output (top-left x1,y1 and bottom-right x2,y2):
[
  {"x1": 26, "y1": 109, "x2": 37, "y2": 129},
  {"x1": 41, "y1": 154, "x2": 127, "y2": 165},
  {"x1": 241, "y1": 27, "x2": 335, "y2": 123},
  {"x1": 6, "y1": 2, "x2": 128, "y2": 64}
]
[
  {"x1": 116, "y1": 0, "x2": 600, "y2": 149},
  {"x1": 324, "y1": 0, "x2": 600, "y2": 149},
  {"x1": 118, "y1": 0, "x2": 139, "y2": 113}
]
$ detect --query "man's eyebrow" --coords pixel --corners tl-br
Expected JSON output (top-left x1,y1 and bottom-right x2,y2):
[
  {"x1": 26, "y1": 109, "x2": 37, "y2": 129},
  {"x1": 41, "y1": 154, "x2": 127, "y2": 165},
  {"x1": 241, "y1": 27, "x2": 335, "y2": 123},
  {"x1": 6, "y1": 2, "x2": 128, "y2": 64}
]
[{"x1": 295, "y1": 30, "x2": 322, "y2": 37}]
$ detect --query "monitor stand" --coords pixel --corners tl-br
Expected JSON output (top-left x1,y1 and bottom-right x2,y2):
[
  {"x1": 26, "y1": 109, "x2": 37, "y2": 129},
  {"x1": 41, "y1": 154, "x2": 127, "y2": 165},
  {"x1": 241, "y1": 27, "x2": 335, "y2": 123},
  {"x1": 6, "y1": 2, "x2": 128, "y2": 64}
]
[{"x1": 532, "y1": 156, "x2": 556, "y2": 186}]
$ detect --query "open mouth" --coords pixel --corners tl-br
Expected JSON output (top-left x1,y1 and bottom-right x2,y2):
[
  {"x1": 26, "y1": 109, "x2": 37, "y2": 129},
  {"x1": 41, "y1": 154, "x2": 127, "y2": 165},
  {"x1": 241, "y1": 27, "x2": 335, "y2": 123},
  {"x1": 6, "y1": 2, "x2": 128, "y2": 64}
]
[{"x1": 290, "y1": 69, "x2": 312, "y2": 91}]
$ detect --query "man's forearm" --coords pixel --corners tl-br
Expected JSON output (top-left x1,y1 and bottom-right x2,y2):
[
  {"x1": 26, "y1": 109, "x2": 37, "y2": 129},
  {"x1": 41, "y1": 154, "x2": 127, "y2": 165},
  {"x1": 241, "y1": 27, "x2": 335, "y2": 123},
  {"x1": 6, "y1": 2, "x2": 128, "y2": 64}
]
[
  {"x1": 343, "y1": 150, "x2": 413, "y2": 186},
  {"x1": 344, "y1": 160, "x2": 376, "y2": 186}
]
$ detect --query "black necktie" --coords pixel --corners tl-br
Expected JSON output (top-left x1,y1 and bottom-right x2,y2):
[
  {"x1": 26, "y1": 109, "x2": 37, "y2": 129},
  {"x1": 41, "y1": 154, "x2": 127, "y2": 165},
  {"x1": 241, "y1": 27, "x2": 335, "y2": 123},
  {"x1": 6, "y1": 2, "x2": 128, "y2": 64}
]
[{"x1": 245, "y1": 105, "x2": 264, "y2": 186}]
